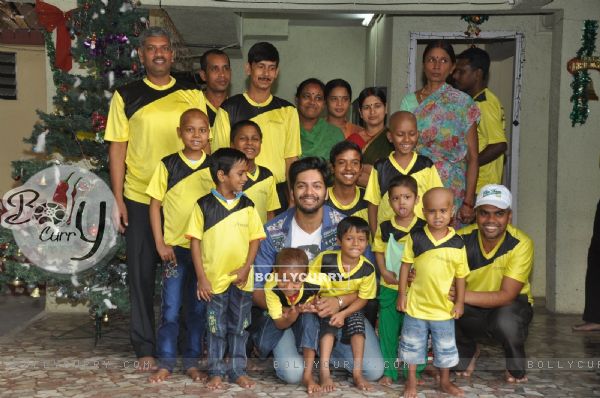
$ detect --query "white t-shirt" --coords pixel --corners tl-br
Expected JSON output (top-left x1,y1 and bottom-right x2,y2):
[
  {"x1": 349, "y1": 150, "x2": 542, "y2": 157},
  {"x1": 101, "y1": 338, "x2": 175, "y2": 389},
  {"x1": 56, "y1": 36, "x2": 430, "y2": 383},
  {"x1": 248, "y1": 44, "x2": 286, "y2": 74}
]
[{"x1": 290, "y1": 216, "x2": 322, "y2": 261}]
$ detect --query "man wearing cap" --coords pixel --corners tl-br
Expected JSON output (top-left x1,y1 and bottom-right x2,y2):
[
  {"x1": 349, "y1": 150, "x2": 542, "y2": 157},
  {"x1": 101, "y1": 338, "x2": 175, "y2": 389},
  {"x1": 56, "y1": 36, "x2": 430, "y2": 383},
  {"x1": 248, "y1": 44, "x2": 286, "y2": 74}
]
[{"x1": 453, "y1": 184, "x2": 534, "y2": 383}]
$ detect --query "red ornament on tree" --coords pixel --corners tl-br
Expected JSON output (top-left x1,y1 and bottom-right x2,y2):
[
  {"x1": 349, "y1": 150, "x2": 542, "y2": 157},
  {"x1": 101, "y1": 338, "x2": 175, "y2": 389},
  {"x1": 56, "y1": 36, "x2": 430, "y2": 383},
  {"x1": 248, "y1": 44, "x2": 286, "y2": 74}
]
[{"x1": 91, "y1": 112, "x2": 107, "y2": 132}]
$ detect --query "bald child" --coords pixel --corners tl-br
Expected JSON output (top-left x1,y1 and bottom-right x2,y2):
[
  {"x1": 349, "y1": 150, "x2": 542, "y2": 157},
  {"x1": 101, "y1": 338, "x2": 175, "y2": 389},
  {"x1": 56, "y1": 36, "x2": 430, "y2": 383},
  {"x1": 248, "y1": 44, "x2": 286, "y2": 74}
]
[{"x1": 397, "y1": 187, "x2": 469, "y2": 398}]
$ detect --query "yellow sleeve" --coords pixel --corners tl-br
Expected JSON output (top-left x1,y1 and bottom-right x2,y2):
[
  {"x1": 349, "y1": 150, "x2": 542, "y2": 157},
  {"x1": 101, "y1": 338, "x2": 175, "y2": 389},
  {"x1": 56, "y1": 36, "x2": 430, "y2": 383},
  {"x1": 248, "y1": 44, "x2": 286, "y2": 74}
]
[
  {"x1": 308, "y1": 252, "x2": 324, "y2": 275},
  {"x1": 265, "y1": 281, "x2": 284, "y2": 319},
  {"x1": 504, "y1": 236, "x2": 534, "y2": 283},
  {"x1": 364, "y1": 167, "x2": 381, "y2": 205},
  {"x1": 145, "y1": 162, "x2": 168, "y2": 201},
  {"x1": 284, "y1": 107, "x2": 302, "y2": 158},
  {"x1": 358, "y1": 268, "x2": 377, "y2": 299},
  {"x1": 212, "y1": 107, "x2": 231, "y2": 151},
  {"x1": 478, "y1": 100, "x2": 506, "y2": 145},
  {"x1": 185, "y1": 203, "x2": 205, "y2": 241},
  {"x1": 248, "y1": 206, "x2": 267, "y2": 241},
  {"x1": 455, "y1": 247, "x2": 470, "y2": 279},
  {"x1": 305, "y1": 271, "x2": 333, "y2": 291},
  {"x1": 372, "y1": 224, "x2": 386, "y2": 253},
  {"x1": 104, "y1": 91, "x2": 129, "y2": 142},
  {"x1": 401, "y1": 235, "x2": 415, "y2": 264},
  {"x1": 266, "y1": 175, "x2": 281, "y2": 212}
]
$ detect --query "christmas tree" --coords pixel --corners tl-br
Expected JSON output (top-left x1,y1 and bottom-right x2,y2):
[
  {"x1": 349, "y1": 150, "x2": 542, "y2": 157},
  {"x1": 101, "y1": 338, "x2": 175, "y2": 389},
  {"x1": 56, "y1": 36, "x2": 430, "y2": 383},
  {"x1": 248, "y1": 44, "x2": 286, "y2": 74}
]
[{"x1": 0, "y1": 0, "x2": 148, "y2": 317}]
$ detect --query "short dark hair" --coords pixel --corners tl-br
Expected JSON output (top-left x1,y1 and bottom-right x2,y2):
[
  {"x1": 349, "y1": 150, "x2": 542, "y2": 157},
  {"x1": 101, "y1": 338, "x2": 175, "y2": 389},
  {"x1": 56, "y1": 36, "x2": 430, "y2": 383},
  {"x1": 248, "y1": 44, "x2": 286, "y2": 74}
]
[
  {"x1": 230, "y1": 120, "x2": 263, "y2": 142},
  {"x1": 423, "y1": 40, "x2": 456, "y2": 64},
  {"x1": 275, "y1": 248, "x2": 309, "y2": 267},
  {"x1": 387, "y1": 175, "x2": 418, "y2": 196},
  {"x1": 296, "y1": 78, "x2": 325, "y2": 98},
  {"x1": 457, "y1": 47, "x2": 490, "y2": 80},
  {"x1": 209, "y1": 148, "x2": 247, "y2": 184},
  {"x1": 200, "y1": 49, "x2": 230, "y2": 72},
  {"x1": 329, "y1": 140, "x2": 363, "y2": 165},
  {"x1": 325, "y1": 79, "x2": 352, "y2": 100},
  {"x1": 337, "y1": 216, "x2": 370, "y2": 241},
  {"x1": 288, "y1": 157, "x2": 330, "y2": 189},
  {"x1": 357, "y1": 87, "x2": 387, "y2": 108},
  {"x1": 248, "y1": 42, "x2": 279, "y2": 65}
]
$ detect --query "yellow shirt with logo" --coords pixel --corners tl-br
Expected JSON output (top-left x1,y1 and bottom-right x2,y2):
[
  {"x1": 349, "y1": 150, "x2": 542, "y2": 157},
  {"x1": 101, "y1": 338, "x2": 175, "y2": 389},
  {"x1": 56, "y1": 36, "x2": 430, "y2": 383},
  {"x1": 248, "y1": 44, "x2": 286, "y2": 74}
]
[
  {"x1": 458, "y1": 223, "x2": 534, "y2": 304},
  {"x1": 474, "y1": 88, "x2": 507, "y2": 192},
  {"x1": 243, "y1": 165, "x2": 280, "y2": 224},
  {"x1": 372, "y1": 215, "x2": 426, "y2": 290},
  {"x1": 185, "y1": 192, "x2": 266, "y2": 294},
  {"x1": 212, "y1": 92, "x2": 301, "y2": 183},
  {"x1": 105, "y1": 77, "x2": 208, "y2": 204},
  {"x1": 365, "y1": 151, "x2": 443, "y2": 222},
  {"x1": 402, "y1": 226, "x2": 470, "y2": 320},
  {"x1": 309, "y1": 250, "x2": 376, "y2": 300},
  {"x1": 325, "y1": 187, "x2": 369, "y2": 223},
  {"x1": 264, "y1": 272, "x2": 331, "y2": 320}
]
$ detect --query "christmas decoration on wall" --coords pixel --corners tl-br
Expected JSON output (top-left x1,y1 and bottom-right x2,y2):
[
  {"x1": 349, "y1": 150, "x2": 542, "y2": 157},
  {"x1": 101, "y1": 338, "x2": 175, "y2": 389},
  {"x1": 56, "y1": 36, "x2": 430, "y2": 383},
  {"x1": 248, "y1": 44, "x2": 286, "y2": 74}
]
[
  {"x1": 568, "y1": 20, "x2": 599, "y2": 126},
  {"x1": 36, "y1": 0, "x2": 75, "y2": 71},
  {"x1": 0, "y1": 0, "x2": 148, "y2": 317},
  {"x1": 461, "y1": 15, "x2": 489, "y2": 37}
]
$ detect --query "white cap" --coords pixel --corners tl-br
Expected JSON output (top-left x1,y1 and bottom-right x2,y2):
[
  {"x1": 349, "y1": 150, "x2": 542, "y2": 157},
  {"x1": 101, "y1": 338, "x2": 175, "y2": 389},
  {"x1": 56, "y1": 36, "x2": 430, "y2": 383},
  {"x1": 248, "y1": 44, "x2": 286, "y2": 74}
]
[{"x1": 475, "y1": 184, "x2": 512, "y2": 209}]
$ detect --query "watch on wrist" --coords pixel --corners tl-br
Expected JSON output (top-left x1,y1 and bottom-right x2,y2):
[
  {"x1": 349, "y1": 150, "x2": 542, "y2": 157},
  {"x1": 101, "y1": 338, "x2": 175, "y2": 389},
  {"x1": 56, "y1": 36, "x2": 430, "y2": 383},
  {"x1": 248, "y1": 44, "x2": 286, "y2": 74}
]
[{"x1": 337, "y1": 296, "x2": 344, "y2": 309}]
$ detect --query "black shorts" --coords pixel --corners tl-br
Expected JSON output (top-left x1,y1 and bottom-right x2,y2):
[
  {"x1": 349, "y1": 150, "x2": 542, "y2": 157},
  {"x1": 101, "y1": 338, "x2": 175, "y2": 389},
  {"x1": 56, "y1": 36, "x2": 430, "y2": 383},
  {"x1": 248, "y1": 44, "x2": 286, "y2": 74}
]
[{"x1": 319, "y1": 311, "x2": 365, "y2": 344}]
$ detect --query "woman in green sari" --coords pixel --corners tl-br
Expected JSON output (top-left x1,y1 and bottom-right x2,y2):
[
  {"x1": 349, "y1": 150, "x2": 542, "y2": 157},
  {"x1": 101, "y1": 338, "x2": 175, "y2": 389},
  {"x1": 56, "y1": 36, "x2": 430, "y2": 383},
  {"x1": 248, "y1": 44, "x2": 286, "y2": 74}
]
[{"x1": 348, "y1": 87, "x2": 394, "y2": 186}]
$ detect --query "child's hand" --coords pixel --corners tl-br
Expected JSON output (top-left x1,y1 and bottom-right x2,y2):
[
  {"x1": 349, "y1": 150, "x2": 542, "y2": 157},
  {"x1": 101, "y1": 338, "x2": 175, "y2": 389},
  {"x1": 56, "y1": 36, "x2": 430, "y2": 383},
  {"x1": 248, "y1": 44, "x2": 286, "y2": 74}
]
[
  {"x1": 229, "y1": 265, "x2": 251, "y2": 289},
  {"x1": 298, "y1": 302, "x2": 317, "y2": 313},
  {"x1": 157, "y1": 242, "x2": 176, "y2": 264},
  {"x1": 396, "y1": 293, "x2": 407, "y2": 312},
  {"x1": 452, "y1": 302, "x2": 464, "y2": 319},
  {"x1": 407, "y1": 268, "x2": 416, "y2": 287},
  {"x1": 381, "y1": 269, "x2": 399, "y2": 286},
  {"x1": 329, "y1": 312, "x2": 346, "y2": 328},
  {"x1": 197, "y1": 277, "x2": 213, "y2": 302}
]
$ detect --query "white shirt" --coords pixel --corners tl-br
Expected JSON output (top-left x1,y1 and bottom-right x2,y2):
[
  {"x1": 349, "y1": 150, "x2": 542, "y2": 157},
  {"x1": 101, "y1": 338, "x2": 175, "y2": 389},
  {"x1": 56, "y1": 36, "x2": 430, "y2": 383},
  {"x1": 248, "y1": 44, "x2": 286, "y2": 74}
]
[{"x1": 290, "y1": 216, "x2": 322, "y2": 261}]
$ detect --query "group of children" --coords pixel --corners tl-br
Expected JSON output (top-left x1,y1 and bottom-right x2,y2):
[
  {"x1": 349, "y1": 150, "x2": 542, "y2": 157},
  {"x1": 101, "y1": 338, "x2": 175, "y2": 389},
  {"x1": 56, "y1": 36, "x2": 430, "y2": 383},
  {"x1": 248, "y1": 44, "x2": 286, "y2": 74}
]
[{"x1": 146, "y1": 106, "x2": 472, "y2": 398}]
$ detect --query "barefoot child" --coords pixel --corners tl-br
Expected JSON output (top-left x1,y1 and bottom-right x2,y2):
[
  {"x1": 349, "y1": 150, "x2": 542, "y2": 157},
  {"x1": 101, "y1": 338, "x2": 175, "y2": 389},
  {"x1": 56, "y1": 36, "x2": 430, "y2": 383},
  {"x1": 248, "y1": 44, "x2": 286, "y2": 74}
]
[
  {"x1": 186, "y1": 148, "x2": 266, "y2": 390},
  {"x1": 146, "y1": 108, "x2": 214, "y2": 383},
  {"x1": 326, "y1": 140, "x2": 369, "y2": 222},
  {"x1": 230, "y1": 119, "x2": 280, "y2": 223},
  {"x1": 365, "y1": 111, "x2": 442, "y2": 235},
  {"x1": 310, "y1": 216, "x2": 377, "y2": 392},
  {"x1": 397, "y1": 187, "x2": 469, "y2": 397},
  {"x1": 257, "y1": 248, "x2": 329, "y2": 394},
  {"x1": 372, "y1": 175, "x2": 426, "y2": 386}
]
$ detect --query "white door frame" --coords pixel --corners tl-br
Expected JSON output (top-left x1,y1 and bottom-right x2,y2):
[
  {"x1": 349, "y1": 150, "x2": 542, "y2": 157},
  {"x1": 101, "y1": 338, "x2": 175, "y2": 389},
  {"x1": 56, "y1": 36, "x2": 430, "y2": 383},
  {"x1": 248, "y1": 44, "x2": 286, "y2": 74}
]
[{"x1": 408, "y1": 31, "x2": 524, "y2": 223}]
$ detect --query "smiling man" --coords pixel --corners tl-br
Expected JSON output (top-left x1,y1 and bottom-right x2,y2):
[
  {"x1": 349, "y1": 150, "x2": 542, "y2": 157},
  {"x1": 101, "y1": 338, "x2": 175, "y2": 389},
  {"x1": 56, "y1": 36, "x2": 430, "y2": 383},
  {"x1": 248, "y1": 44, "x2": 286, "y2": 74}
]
[
  {"x1": 454, "y1": 184, "x2": 534, "y2": 383},
  {"x1": 212, "y1": 42, "x2": 301, "y2": 208}
]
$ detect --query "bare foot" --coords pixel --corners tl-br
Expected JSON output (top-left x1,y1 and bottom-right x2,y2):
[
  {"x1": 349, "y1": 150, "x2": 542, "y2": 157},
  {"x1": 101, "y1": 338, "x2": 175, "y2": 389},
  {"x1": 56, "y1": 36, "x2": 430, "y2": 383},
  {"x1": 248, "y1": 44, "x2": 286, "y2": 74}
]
[
  {"x1": 206, "y1": 376, "x2": 224, "y2": 390},
  {"x1": 353, "y1": 373, "x2": 373, "y2": 391},
  {"x1": 424, "y1": 364, "x2": 440, "y2": 382},
  {"x1": 235, "y1": 375, "x2": 256, "y2": 388},
  {"x1": 186, "y1": 367, "x2": 207, "y2": 382},
  {"x1": 136, "y1": 356, "x2": 158, "y2": 372},
  {"x1": 148, "y1": 368, "x2": 170, "y2": 383},
  {"x1": 319, "y1": 373, "x2": 336, "y2": 392},
  {"x1": 302, "y1": 373, "x2": 321, "y2": 394},
  {"x1": 440, "y1": 379, "x2": 464, "y2": 396},
  {"x1": 403, "y1": 377, "x2": 418, "y2": 398},
  {"x1": 378, "y1": 376, "x2": 393, "y2": 386},
  {"x1": 456, "y1": 345, "x2": 480, "y2": 377},
  {"x1": 505, "y1": 370, "x2": 528, "y2": 383},
  {"x1": 572, "y1": 322, "x2": 600, "y2": 332}
]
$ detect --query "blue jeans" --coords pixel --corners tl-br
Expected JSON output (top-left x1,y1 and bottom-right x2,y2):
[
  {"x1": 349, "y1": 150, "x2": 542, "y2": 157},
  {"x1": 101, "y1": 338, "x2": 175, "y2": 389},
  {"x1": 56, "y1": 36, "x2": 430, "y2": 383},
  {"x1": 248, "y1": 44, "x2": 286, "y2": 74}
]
[
  {"x1": 156, "y1": 246, "x2": 206, "y2": 372},
  {"x1": 206, "y1": 285, "x2": 252, "y2": 380},
  {"x1": 400, "y1": 314, "x2": 458, "y2": 368}
]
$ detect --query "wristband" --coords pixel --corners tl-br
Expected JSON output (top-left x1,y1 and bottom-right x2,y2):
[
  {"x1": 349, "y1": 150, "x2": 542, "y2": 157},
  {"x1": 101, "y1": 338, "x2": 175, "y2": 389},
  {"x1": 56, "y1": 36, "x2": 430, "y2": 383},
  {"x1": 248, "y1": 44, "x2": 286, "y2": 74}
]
[{"x1": 337, "y1": 296, "x2": 344, "y2": 309}]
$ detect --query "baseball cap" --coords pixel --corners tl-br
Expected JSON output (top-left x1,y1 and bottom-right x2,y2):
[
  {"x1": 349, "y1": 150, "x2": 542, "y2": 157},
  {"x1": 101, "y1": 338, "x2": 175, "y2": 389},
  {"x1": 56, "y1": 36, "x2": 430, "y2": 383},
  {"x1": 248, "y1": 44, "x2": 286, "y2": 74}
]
[{"x1": 475, "y1": 184, "x2": 512, "y2": 209}]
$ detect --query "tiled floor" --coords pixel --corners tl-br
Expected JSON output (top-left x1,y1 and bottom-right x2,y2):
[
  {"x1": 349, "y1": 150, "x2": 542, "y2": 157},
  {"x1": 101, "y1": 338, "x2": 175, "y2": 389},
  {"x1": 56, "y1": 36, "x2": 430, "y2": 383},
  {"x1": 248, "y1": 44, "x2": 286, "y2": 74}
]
[{"x1": 0, "y1": 301, "x2": 599, "y2": 397}]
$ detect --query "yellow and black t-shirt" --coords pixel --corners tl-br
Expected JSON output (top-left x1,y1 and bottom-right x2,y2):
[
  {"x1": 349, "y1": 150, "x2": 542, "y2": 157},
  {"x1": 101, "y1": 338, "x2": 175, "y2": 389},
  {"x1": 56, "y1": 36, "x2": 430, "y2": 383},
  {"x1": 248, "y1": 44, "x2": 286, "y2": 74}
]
[
  {"x1": 105, "y1": 77, "x2": 208, "y2": 204},
  {"x1": 372, "y1": 216, "x2": 426, "y2": 290},
  {"x1": 474, "y1": 88, "x2": 507, "y2": 192},
  {"x1": 146, "y1": 151, "x2": 214, "y2": 249},
  {"x1": 402, "y1": 226, "x2": 470, "y2": 320},
  {"x1": 326, "y1": 187, "x2": 369, "y2": 223},
  {"x1": 458, "y1": 223, "x2": 533, "y2": 304},
  {"x1": 365, "y1": 151, "x2": 443, "y2": 222},
  {"x1": 206, "y1": 100, "x2": 218, "y2": 128},
  {"x1": 185, "y1": 192, "x2": 266, "y2": 294},
  {"x1": 212, "y1": 92, "x2": 301, "y2": 183},
  {"x1": 243, "y1": 165, "x2": 280, "y2": 224},
  {"x1": 309, "y1": 250, "x2": 376, "y2": 300},
  {"x1": 264, "y1": 273, "x2": 331, "y2": 320}
]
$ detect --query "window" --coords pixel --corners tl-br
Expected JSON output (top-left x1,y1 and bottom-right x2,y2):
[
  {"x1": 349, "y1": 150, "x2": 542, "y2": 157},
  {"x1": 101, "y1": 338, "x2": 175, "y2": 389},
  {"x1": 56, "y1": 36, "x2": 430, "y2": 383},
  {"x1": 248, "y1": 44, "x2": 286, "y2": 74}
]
[{"x1": 0, "y1": 52, "x2": 17, "y2": 100}]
